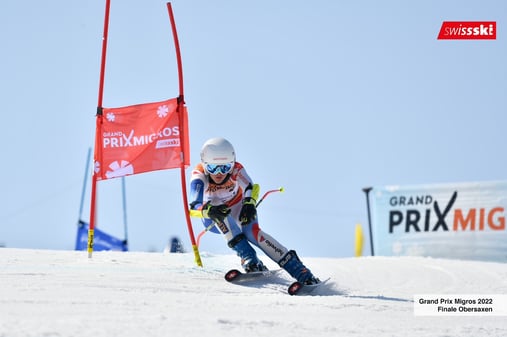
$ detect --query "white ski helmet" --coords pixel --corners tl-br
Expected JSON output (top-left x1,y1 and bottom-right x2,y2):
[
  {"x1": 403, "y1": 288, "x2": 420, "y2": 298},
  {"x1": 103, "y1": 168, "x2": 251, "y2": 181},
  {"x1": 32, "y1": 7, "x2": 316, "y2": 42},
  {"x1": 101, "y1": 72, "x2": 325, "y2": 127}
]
[{"x1": 200, "y1": 137, "x2": 236, "y2": 169}]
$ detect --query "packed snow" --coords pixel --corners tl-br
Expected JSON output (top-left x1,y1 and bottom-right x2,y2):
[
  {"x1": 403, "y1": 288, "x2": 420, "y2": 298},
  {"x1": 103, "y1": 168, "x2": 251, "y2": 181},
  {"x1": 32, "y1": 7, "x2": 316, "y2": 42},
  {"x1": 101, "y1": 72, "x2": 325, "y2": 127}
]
[{"x1": 1, "y1": 248, "x2": 506, "y2": 337}]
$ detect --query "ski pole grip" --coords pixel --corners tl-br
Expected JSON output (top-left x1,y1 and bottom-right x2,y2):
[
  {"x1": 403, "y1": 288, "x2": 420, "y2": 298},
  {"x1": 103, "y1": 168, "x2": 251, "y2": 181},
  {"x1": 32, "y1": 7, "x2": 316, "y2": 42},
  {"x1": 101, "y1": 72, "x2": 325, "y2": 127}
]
[
  {"x1": 189, "y1": 209, "x2": 204, "y2": 218},
  {"x1": 251, "y1": 183, "x2": 260, "y2": 202}
]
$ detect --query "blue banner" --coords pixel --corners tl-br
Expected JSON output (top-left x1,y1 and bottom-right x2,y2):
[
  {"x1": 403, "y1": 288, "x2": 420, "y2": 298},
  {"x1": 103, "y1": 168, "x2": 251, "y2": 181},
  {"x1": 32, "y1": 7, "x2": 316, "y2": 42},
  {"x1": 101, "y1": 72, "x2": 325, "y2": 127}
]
[
  {"x1": 370, "y1": 180, "x2": 507, "y2": 262},
  {"x1": 75, "y1": 221, "x2": 128, "y2": 252}
]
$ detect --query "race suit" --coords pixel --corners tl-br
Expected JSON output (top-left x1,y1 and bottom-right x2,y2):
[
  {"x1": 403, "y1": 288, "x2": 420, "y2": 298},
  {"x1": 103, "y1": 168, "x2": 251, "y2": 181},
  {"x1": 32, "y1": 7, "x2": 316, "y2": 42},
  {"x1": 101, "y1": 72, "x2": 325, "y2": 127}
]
[{"x1": 189, "y1": 162, "x2": 288, "y2": 263}]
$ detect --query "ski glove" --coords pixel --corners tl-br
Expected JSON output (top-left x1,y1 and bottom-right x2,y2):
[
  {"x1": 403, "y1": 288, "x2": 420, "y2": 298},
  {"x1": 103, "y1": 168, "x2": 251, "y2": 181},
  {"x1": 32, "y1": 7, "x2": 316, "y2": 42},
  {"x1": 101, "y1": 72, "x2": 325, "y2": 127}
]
[
  {"x1": 239, "y1": 197, "x2": 257, "y2": 225},
  {"x1": 202, "y1": 203, "x2": 231, "y2": 223}
]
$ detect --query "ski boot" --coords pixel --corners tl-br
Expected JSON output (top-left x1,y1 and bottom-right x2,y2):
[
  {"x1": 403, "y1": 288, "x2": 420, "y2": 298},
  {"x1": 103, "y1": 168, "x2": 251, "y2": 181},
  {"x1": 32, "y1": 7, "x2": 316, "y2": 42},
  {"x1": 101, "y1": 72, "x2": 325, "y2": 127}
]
[
  {"x1": 278, "y1": 250, "x2": 320, "y2": 285},
  {"x1": 228, "y1": 234, "x2": 267, "y2": 273},
  {"x1": 243, "y1": 259, "x2": 268, "y2": 273}
]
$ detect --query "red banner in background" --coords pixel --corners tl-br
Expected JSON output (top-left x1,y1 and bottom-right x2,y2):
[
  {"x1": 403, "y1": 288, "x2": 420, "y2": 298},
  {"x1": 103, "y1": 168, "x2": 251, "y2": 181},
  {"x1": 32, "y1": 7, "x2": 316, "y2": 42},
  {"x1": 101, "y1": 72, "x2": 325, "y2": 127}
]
[
  {"x1": 437, "y1": 21, "x2": 496, "y2": 40},
  {"x1": 94, "y1": 97, "x2": 189, "y2": 181}
]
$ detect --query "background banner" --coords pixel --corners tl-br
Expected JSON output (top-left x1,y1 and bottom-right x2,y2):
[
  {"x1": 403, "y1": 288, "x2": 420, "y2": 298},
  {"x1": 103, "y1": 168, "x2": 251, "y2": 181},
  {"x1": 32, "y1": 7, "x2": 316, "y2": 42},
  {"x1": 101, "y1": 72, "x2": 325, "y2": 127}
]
[
  {"x1": 370, "y1": 180, "x2": 507, "y2": 262},
  {"x1": 75, "y1": 221, "x2": 128, "y2": 252}
]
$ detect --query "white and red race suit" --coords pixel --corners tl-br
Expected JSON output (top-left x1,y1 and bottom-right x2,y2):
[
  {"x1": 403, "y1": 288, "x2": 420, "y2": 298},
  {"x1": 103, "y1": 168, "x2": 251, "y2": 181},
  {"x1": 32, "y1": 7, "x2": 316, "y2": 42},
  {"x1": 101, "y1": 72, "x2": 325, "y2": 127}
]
[{"x1": 189, "y1": 162, "x2": 288, "y2": 262}]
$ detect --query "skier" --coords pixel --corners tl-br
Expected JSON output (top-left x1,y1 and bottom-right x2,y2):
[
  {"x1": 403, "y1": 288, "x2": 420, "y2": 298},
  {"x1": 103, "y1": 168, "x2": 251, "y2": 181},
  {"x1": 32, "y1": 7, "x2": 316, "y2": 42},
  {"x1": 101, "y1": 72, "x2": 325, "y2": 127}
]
[{"x1": 189, "y1": 137, "x2": 320, "y2": 285}]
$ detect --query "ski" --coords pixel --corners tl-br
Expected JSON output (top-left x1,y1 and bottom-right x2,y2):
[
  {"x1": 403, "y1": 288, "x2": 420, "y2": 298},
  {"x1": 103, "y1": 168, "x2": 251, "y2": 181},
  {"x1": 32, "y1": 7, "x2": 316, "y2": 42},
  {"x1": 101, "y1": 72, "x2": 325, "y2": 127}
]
[
  {"x1": 225, "y1": 269, "x2": 330, "y2": 295},
  {"x1": 224, "y1": 268, "x2": 281, "y2": 283},
  {"x1": 287, "y1": 278, "x2": 330, "y2": 296}
]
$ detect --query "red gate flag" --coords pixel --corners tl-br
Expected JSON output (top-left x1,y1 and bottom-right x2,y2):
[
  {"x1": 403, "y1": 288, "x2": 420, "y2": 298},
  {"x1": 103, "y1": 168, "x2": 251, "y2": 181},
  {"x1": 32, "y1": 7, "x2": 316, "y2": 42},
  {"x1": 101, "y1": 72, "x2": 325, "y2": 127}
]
[{"x1": 94, "y1": 97, "x2": 189, "y2": 181}]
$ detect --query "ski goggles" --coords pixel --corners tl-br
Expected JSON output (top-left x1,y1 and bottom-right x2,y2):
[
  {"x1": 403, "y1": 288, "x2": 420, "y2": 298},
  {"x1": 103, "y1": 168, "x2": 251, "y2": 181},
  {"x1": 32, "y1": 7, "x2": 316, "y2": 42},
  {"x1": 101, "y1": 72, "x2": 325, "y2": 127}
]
[{"x1": 205, "y1": 163, "x2": 233, "y2": 175}]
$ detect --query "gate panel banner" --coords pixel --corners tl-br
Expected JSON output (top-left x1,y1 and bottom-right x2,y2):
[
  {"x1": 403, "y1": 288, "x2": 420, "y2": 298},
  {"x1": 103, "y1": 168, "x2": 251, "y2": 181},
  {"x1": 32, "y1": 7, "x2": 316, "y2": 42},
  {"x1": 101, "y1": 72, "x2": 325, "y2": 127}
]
[
  {"x1": 94, "y1": 98, "x2": 189, "y2": 181},
  {"x1": 370, "y1": 181, "x2": 507, "y2": 262}
]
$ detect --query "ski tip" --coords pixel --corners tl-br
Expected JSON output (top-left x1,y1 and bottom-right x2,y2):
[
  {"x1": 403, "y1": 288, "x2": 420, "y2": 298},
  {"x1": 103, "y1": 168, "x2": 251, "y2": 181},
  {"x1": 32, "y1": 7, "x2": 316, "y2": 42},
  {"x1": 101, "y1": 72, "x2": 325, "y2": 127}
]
[
  {"x1": 288, "y1": 278, "x2": 330, "y2": 296},
  {"x1": 287, "y1": 281, "x2": 303, "y2": 296},
  {"x1": 224, "y1": 269, "x2": 241, "y2": 282}
]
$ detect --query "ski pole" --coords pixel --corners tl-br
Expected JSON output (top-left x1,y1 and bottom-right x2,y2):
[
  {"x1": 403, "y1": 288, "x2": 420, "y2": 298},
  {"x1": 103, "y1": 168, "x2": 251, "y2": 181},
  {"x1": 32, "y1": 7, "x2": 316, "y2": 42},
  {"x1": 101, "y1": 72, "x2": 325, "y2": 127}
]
[{"x1": 256, "y1": 187, "x2": 284, "y2": 207}]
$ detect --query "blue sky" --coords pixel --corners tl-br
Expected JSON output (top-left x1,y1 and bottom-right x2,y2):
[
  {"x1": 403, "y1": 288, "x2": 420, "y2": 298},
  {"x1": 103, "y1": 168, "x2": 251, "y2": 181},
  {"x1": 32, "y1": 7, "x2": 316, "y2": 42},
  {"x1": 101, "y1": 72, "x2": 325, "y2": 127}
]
[{"x1": 0, "y1": 0, "x2": 505, "y2": 258}]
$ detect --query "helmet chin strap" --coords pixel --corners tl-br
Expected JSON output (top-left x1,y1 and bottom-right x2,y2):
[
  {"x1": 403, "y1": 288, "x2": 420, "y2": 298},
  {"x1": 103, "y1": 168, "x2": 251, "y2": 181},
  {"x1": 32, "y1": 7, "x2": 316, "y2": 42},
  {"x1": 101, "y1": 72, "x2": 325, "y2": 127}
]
[{"x1": 209, "y1": 173, "x2": 232, "y2": 185}]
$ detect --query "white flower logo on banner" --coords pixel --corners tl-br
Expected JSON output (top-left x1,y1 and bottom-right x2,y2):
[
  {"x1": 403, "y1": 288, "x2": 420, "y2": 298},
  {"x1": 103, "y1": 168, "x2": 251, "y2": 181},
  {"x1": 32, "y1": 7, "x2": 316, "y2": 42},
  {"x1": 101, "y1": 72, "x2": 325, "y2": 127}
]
[
  {"x1": 157, "y1": 105, "x2": 169, "y2": 118},
  {"x1": 105, "y1": 160, "x2": 134, "y2": 179},
  {"x1": 106, "y1": 112, "x2": 115, "y2": 122}
]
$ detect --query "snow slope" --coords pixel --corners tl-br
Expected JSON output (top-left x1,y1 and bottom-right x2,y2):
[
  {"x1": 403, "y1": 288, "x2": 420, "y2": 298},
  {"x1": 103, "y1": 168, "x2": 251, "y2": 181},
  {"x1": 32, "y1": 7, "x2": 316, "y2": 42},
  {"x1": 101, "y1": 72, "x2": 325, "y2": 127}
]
[{"x1": 1, "y1": 248, "x2": 506, "y2": 337}]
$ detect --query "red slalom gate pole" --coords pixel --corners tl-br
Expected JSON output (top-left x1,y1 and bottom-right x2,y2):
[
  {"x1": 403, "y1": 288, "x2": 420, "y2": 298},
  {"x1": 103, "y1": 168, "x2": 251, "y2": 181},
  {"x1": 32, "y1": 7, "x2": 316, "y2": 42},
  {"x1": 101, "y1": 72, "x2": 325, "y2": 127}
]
[
  {"x1": 167, "y1": 2, "x2": 202, "y2": 267},
  {"x1": 88, "y1": 0, "x2": 112, "y2": 258}
]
